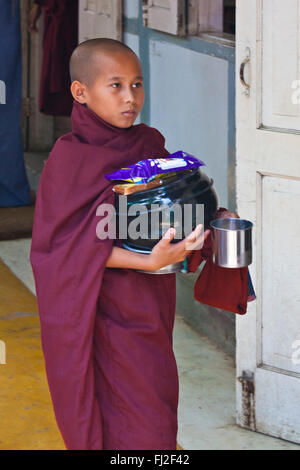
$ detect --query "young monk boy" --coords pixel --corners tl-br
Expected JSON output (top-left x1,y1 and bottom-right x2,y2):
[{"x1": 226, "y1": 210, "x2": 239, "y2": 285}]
[{"x1": 30, "y1": 38, "x2": 238, "y2": 451}]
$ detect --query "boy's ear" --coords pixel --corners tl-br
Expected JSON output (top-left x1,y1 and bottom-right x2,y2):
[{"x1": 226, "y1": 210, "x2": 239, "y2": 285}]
[{"x1": 70, "y1": 81, "x2": 88, "y2": 104}]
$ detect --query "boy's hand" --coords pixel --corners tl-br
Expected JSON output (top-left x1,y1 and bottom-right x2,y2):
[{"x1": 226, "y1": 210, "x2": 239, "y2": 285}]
[
  {"x1": 28, "y1": 4, "x2": 42, "y2": 33},
  {"x1": 214, "y1": 208, "x2": 239, "y2": 219},
  {"x1": 148, "y1": 225, "x2": 211, "y2": 271}
]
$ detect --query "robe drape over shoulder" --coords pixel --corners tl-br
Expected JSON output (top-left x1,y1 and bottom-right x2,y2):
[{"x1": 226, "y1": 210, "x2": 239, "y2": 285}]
[{"x1": 34, "y1": 0, "x2": 78, "y2": 116}]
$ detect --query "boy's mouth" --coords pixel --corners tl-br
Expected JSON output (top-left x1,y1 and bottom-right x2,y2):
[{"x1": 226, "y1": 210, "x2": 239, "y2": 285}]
[{"x1": 122, "y1": 110, "x2": 136, "y2": 118}]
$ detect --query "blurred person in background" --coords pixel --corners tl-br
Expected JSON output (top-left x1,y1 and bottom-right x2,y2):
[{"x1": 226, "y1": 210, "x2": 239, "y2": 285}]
[
  {"x1": 0, "y1": 0, "x2": 31, "y2": 207},
  {"x1": 29, "y1": 0, "x2": 78, "y2": 116}
]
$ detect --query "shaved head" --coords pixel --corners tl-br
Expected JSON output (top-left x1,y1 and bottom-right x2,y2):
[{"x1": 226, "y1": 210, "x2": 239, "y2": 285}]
[
  {"x1": 69, "y1": 38, "x2": 139, "y2": 87},
  {"x1": 69, "y1": 38, "x2": 144, "y2": 128}
]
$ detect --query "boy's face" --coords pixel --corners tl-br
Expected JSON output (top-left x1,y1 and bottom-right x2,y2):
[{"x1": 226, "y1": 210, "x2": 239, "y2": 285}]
[{"x1": 71, "y1": 51, "x2": 144, "y2": 129}]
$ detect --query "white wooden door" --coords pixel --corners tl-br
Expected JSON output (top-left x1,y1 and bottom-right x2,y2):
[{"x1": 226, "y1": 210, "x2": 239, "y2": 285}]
[
  {"x1": 79, "y1": 0, "x2": 122, "y2": 44},
  {"x1": 236, "y1": 0, "x2": 300, "y2": 442}
]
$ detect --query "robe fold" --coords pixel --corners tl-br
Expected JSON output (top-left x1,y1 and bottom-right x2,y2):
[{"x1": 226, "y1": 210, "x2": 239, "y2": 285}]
[{"x1": 34, "y1": 0, "x2": 78, "y2": 116}]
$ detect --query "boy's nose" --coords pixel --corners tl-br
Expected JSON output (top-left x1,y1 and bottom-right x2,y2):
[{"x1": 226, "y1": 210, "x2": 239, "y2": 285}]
[{"x1": 123, "y1": 87, "x2": 135, "y2": 103}]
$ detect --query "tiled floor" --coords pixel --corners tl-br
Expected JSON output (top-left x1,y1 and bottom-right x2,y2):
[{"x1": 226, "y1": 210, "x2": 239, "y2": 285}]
[
  {"x1": 0, "y1": 259, "x2": 65, "y2": 450},
  {"x1": 0, "y1": 238, "x2": 299, "y2": 450}
]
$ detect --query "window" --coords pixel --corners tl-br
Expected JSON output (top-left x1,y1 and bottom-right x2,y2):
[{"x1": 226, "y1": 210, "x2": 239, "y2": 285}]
[
  {"x1": 223, "y1": 0, "x2": 236, "y2": 35},
  {"x1": 188, "y1": 0, "x2": 236, "y2": 46},
  {"x1": 143, "y1": 0, "x2": 236, "y2": 45}
]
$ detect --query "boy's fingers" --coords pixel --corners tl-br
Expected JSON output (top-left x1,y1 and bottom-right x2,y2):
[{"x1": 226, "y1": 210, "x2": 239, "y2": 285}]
[
  {"x1": 185, "y1": 224, "x2": 204, "y2": 244},
  {"x1": 174, "y1": 224, "x2": 203, "y2": 251},
  {"x1": 186, "y1": 224, "x2": 203, "y2": 241},
  {"x1": 185, "y1": 238, "x2": 203, "y2": 251},
  {"x1": 185, "y1": 226, "x2": 208, "y2": 251},
  {"x1": 159, "y1": 225, "x2": 209, "y2": 250},
  {"x1": 186, "y1": 232, "x2": 197, "y2": 242},
  {"x1": 203, "y1": 229, "x2": 211, "y2": 240},
  {"x1": 161, "y1": 227, "x2": 176, "y2": 243}
]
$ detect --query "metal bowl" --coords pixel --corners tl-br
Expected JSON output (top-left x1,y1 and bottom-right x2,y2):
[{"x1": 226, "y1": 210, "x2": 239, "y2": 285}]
[{"x1": 210, "y1": 217, "x2": 253, "y2": 268}]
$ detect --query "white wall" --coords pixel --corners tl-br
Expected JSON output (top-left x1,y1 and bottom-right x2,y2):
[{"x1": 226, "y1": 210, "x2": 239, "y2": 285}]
[
  {"x1": 123, "y1": 31, "x2": 141, "y2": 125},
  {"x1": 149, "y1": 39, "x2": 229, "y2": 207},
  {"x1": 123, "y1": 31, "x2": 139, "y2": 56},
  {"x1": 123, "y1": 0, "x2": 139, "y2": 19}
]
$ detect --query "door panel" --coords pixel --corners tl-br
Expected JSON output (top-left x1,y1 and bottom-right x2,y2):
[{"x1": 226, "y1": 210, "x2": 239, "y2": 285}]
[
  {"x1": 236, "y1": 0, "x2": 300, "y2": 443},
  {"x1": 261, "y1": 0, "x2": 300, "y2": 130},
  {"x1": 261, "y1": 175, "x2": 300, "y2": 375}
]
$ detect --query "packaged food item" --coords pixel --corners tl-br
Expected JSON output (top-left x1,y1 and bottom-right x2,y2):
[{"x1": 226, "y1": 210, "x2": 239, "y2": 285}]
[
  {"x1": 111, "y1": 172, "x2": 178, "y2": 185},
  {"x1": 113, "y1": 178, "x2": 164, "y2": 195},
  {"x1": 112, "y1": 169, "x2": 195, "y2": 195},
  {"x1": 105, "y1": 150, "x2": 205, "y2": 184}
]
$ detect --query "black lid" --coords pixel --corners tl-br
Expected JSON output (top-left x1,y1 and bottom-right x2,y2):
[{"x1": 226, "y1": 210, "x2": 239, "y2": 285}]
[{"x1": 125, "y1": 168, "x2": 213, "y2": 203}]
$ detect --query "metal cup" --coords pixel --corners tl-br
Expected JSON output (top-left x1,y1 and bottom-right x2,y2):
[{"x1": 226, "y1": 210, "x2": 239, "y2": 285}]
[{"x1": 210, "y1": 218, "x2": 253, "y2": 268}]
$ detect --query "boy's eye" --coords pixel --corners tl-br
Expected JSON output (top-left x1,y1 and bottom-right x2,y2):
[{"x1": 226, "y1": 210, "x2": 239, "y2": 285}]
[{"x1": 111, "y1": 82, "x2": 143, "y2": 89}]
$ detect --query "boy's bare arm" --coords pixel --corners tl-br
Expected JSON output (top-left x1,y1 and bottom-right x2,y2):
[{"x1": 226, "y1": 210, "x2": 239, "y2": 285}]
[
  {"x1": 105, "y1": 225, "x2": 210, "y2": 271},
  {"x1": 105, "y1": 246, "x2": 154, "y2": 271}
]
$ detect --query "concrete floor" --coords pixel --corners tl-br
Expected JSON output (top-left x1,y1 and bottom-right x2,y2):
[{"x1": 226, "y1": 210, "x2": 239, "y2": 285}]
[{"x1": 0, "y1": 237, "x2": 299, "y2": 450}]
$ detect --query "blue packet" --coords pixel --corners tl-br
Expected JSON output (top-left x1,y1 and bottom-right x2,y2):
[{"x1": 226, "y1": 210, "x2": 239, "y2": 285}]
[{"x1": 104, "y1": 150, "x2": 205, "y2": 184}]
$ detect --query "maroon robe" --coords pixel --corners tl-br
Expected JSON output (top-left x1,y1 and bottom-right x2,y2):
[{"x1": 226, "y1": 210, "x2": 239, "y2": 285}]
[
  {"x1": 34, "y1": 0, "x2": 78, "y2": 116},
  {"x1": 30, "y1": 100, "x2": 249, "y2": 450},
  {"x1": 30, "y1": 100, "x2": 178, "y2": 450}
]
